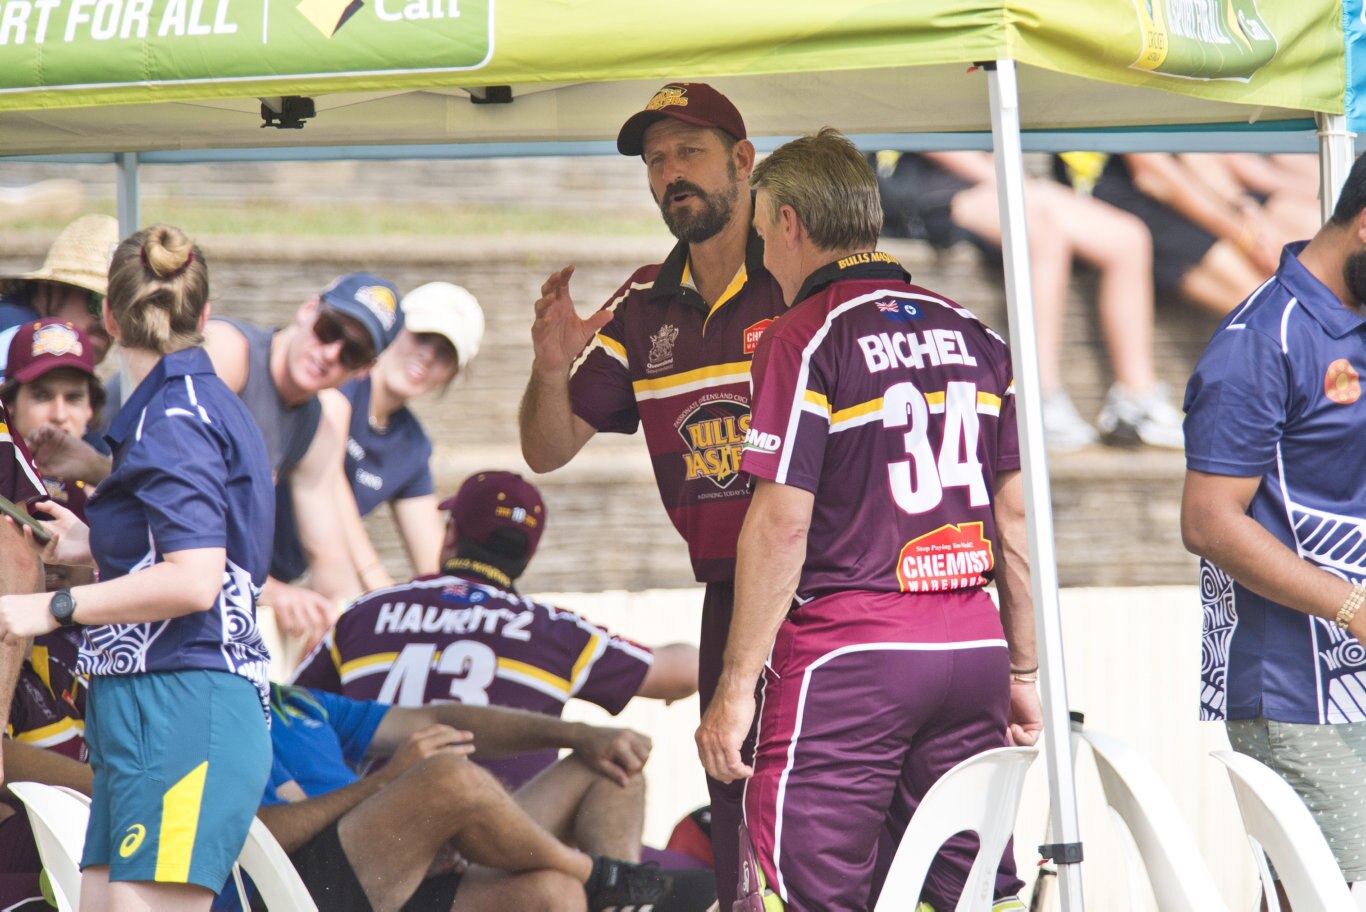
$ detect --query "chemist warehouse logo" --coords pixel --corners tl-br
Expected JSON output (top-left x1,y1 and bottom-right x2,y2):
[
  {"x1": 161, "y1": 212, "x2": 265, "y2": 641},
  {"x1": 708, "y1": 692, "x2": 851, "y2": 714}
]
[
  {"x1": 897, "y1": 522, "x2": 994, "y2": 593},
  {"x1": 677, "y1": 397, "x2": 749, "y2": 489}
]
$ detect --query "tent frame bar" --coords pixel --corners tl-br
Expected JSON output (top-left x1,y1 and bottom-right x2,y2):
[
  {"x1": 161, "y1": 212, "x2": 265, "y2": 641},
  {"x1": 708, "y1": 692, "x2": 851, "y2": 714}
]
[{"x1": 988, "y1": 58, "x2": 1086, "y2": 911}]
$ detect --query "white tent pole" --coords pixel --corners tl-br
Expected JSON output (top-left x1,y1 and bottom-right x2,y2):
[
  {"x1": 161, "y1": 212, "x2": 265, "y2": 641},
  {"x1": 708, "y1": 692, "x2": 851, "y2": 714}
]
[
  {"x1": 116, "y1": 152, "x2": 140, "y2": 236},
  {"x1": 986, "y1": 58, "x2": 1086, "y2": 912},
  {"x1": 1315, "y1": 113, "x2": 1356, "y2": 224}
]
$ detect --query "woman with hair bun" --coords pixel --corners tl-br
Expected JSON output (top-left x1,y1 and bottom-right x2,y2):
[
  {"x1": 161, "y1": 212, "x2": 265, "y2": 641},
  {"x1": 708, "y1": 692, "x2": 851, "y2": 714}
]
[{"x1": 0, "y1": 225, "x2": 274, "y2": 910}]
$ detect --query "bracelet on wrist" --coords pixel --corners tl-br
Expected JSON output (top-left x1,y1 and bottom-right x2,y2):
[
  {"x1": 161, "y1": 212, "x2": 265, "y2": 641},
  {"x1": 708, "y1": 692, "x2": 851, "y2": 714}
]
[
  {"x1": 1009, "y1": 665, "x2": 1038, "y2": 675},
  {"x1": 1010, "y1": 672, "x2": 1039, "y2": 685},
  {"x1": 1335, "y1": 581, "x2": 1366, "y2": 631}
]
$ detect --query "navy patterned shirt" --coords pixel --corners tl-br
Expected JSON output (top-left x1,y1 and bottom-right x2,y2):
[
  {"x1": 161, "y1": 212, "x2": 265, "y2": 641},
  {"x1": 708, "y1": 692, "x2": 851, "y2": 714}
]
[{"x1": 81, "y1": 347, "x2": 273, "y2": 713}]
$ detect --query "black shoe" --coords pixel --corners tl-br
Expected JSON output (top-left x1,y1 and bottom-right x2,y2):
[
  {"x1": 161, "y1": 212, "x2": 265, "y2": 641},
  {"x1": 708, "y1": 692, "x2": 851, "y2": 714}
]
[{"x1": 585, "y1": 857, "x2": 672, "y2": 912}]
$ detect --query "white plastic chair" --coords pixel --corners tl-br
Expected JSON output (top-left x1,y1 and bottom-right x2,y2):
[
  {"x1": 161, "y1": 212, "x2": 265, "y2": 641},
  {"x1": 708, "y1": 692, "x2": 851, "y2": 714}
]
[
  {"x1": 233, "y1": 816, "x2": 318, "y2": 911},
  {"x1": 9, "y1": 781, "x2": 88, "y2": 912},
  {"x1": 1211, "y1": 749, "x2": 1356, "y2": 912},
  {"x1": 1079, "y1": 729, "x2": 1227, "y2": 912},
  {"x1": 874, "y1": 746, "x2": 1038, "y2": 911}
]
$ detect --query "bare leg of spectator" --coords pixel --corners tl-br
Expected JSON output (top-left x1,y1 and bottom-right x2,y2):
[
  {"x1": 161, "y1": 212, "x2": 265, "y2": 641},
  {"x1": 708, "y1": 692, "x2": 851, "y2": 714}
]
[
  {"x1": 514, "y1": 754, "x2": 646, "y2": 861},
  {"x1": 948, "y1": 182, "x2": 1072, "y2": 392},
  {"x1": 452, "y1": 867, "x2": 586, "y2": 912},
  {"x1": 79, "y1": 871, "x2": 212, "y2": 912},
  {"x1": 948, "y1": 180, "x2": 1099, "y2": 450},
  {"x1": 1040, "y1": 184, "x2": 1158, "y2": 394},
  {"x1": 337, "y1": 753, "x2": 593, "y2": 911}
]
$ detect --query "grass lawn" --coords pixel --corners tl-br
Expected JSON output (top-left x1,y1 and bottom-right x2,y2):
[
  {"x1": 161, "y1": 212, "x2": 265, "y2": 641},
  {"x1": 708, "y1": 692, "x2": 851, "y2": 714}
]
[{"x1": 1, "y1": 198, "x2": 668, "y2": 239}]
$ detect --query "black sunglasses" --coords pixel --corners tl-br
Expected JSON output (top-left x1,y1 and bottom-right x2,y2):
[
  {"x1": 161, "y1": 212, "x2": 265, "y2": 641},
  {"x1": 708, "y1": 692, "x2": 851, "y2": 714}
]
[
  {"x1": 313, "y1": 311, "x2": 376, "y2": 370},
  {"x1": 85, "y1": 292, "x2": 104, "y2": 319}
]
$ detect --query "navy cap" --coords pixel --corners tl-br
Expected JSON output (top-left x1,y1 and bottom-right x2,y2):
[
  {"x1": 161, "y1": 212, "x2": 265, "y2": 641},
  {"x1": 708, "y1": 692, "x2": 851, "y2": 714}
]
[{"x1": 319, "y1": 272, "x2": 404, "y2": 354}]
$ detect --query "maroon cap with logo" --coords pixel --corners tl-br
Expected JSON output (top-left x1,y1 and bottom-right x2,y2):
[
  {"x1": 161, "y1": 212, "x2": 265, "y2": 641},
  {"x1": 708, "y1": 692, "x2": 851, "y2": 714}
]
[
  {"x1": 439, "y1": 470, "x2": 547, "y2": 557},
  {"x1": 617, "y1": 83, "x2": 747, "y2": 156},
  {"x1": 5, "y1": 318, "x2": 96, "y2": 385}
]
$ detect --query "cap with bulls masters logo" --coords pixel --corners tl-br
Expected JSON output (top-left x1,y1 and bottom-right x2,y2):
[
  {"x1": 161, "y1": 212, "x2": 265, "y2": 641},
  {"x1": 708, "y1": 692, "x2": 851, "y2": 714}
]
[
  {"x1": 5, "y1": 318, "x2": 96, "y2": 385},
  {"x1": 617, "y1": 83, "x2": 747, "y2": 157},
  {"x1": 439, "y1": 470, "x2": 547, "y2": 558}
]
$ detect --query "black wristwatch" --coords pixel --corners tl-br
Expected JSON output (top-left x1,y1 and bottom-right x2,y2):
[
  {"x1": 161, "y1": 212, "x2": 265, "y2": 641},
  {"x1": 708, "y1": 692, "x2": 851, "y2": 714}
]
[{"x1": 48, "y1": 589, "x2": 78, "y2": 628}]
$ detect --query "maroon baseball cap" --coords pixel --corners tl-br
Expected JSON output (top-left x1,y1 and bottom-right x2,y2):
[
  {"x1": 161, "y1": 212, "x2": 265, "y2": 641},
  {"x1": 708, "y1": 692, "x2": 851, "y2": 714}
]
[
  {"x1": 439, "y1": 470, "x2": 547, "y2": 557},
  {"x1": 617, "y1": 83, "x2": 747, "y2": 157},
  {"x1": 5, "y1": 318, "x2": 96, "y2": 385}
]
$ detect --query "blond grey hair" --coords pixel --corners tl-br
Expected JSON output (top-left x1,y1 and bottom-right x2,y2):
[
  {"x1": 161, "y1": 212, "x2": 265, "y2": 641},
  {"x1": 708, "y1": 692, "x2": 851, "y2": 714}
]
[
  {"x1": 750, "y1": 128, "x2": 881, "y2": 252},
  {"x1": 107, "y1": 225, "x2": 208, "y2": 354}
]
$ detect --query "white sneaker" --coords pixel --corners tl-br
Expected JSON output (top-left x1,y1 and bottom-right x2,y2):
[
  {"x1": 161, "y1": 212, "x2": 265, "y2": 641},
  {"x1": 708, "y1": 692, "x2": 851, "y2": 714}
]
[
  {"x1": 1096, "y1": 383, "x2": 1185, "y2": 450},
  {"x1": 1042, "y1": 390, "x2": 1098, "y2": 452}
]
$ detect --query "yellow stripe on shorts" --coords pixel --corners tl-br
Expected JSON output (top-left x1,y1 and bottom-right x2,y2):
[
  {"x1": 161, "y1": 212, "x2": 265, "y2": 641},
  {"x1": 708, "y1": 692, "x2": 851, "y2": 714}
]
[{"x1": 155, "y1": 761, "x2": 208, "y2": 882}]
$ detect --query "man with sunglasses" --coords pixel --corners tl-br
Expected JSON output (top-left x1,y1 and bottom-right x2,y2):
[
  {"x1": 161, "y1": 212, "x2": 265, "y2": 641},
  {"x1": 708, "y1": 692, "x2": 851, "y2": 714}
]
[{"x1": 203, "y1": 272, "x2": 405, "y2": 642}]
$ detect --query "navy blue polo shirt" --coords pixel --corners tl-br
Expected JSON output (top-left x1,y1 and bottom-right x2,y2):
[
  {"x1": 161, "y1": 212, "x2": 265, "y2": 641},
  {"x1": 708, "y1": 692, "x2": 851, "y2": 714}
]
[
  {"x1": 1185, "y1": 242, "x2": 1366, "y2": 724},
  {"x1": 80, "y1": 347, "x2": 274, "y2": 711},
  {"x1": 340, "y1": 376, "x2": 434, "y2": 516}
]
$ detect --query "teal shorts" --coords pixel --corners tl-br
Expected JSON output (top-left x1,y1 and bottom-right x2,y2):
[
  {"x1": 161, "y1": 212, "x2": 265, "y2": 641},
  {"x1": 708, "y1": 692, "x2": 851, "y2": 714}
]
[{"x1": 82, "y1": 670, "x2": 270, "y2": 891}]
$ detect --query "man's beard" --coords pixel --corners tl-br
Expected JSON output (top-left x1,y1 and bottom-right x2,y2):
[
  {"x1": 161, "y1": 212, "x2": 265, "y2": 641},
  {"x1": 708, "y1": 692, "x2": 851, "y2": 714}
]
[
  {"x1": 657, "y1": 166, "x2": 740, "y2": 244},
  {"x1": 1345, "y1": 247, "x2": 1366, "y2": 310}
]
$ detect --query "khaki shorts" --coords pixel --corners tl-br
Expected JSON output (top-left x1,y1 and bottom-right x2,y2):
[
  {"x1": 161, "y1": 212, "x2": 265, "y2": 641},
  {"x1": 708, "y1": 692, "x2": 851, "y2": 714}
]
[{"x1": 1226, "y1": 718, "x2": 1366, "y2": 882}]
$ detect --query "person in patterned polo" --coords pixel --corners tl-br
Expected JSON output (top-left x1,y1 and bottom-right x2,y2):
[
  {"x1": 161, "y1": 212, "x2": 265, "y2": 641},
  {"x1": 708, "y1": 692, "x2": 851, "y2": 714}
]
[
  {"x1": 696, "y1": 130, "x2": 1039, "y2": 912},
  {"x1": 1182, "y1": 152, "x2": 1366, "y2": 903},
  {"x1": 518, "y1": 82, "x2": 786, "y2": 909},
  {"x1": 0, "y1": 225, "x2": 274, "y2": 911},
  {"x1": 291, "y1": 469, "x2": 699, "y2": 791}
]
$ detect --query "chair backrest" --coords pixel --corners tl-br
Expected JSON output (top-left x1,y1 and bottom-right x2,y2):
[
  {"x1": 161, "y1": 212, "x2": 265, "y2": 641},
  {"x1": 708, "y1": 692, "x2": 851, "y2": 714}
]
[
  {"x1": 1210, "y1": 750, "x2": 1355, "y2": 911},
  {"x1": 8, "y1": 781, "x2": 88, "y2": 912},
  {"x1": 874, "y1": 746, "x2": 1038, "y2": 912},
  {"x1": 1080, "y1": 729, "x2": 1227, "y2": 912},
  {"x1": 237, "y1": 817, "x2": 318, "y2": 911}
]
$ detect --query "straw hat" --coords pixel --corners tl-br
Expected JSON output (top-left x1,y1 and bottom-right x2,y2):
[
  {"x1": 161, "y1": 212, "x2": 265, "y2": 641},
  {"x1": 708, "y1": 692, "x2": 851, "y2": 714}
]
[{"x1": 10, "y1": 214, "x2": 120, "y2": 296}]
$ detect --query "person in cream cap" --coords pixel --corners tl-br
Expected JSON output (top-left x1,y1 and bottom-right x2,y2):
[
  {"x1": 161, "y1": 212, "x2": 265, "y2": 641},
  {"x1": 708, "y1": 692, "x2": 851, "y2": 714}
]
[{"x1": 335, "y1": 281, "x2": 488, "y2": 590}]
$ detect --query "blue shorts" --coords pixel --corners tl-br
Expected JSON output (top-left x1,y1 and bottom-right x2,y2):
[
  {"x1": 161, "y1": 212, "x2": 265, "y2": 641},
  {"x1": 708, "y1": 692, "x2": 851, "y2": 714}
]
[{"x1": 82, "y1": 670, "x2": 270, "y2": 891}]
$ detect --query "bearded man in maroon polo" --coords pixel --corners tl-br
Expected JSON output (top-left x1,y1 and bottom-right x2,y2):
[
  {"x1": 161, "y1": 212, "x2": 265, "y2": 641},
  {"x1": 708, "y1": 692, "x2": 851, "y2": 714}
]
[
  {"x1": 696, "y1": 129, "x2": 1043, "y2": 912},
  {"x1": 519, "y1": 82, "x2": 786, "y2": 908}
]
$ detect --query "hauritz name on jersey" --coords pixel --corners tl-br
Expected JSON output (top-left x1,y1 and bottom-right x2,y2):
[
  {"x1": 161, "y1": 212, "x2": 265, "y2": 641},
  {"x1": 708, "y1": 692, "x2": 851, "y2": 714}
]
[
  {"x1": 677, "y1": 395, "x2": 751, "y2": 488},
  {"x1": 374, "y1": 601, "x2": 533, "y2": 641},
  {"x1": 896, "y1": 522, "x2": 994, "y2": 593},
  {"x1": 858, "y1": 329, "x2": 979, "y2": 373}
]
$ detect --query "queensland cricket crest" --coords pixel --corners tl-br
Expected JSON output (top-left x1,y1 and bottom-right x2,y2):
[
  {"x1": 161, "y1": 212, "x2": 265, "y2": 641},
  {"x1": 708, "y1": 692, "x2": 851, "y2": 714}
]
[{"x1": 648, "y1": 323, "x2": 680, "y2": 373}]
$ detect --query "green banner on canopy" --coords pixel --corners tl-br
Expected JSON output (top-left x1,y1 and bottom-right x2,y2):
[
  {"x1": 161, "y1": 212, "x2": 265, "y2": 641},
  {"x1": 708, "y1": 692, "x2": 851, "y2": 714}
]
[
  {"x1": 0, "y1": 0, "x2": 492, "y2": 92},
  {"x1": 0, "y1": 0, "x2": 1342, "y2": 119}
]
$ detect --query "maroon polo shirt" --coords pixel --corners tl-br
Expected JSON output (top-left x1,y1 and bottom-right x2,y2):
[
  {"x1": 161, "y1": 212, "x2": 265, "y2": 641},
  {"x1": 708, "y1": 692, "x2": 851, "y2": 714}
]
[
  {"x1": 8, "y1": 629, "x2": 86, "y2": 761},
  {"x1": 0, "y1": 402, "x2": 43, "y2": 505},
  {"x1": 569, "y1": 231, "x2": 786, "y2": 583},
  {"x1": 741, "y1": 254, "x2": 1020, "y2": 601}
]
